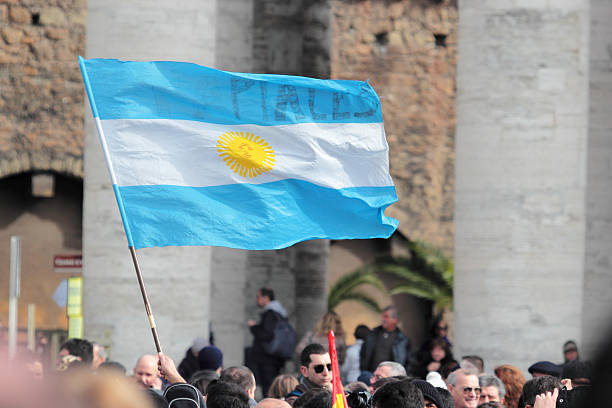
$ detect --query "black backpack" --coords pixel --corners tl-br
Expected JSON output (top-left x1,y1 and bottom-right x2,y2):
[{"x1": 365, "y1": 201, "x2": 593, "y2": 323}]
[{"x1": 263, "y1": 313, "x2": 296, "y2": 360}]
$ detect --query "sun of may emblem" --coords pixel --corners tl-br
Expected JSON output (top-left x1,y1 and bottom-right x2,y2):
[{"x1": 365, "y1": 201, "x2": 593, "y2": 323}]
[{"x1": 217, "y1": 131, "x2": 276, "y2": 178}]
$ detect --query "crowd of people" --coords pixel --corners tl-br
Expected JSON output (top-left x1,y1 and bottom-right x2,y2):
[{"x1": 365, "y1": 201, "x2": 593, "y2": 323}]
[{"x1": 2, "y1": 287, "x2": 607, "y2": 408}]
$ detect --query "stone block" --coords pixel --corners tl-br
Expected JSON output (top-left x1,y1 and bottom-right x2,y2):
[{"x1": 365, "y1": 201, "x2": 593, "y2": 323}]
[
  {"x1": 537, "y1": 68, "x2": 566, "y2": 92},
  {"x1": 9, "y1": 6, "x2": 30, "y2": 23},
  {"x1": 40, "y1": 7, "x2": 67, "y2": 26},
  {"x1": 46, "y1": 27, "x2": 69, "y2": 40}
]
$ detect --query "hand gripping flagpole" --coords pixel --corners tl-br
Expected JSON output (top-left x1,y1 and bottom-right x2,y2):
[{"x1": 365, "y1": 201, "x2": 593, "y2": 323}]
[
  {"x1": 79, "y1": 57, "x2": 163, "y2": 354},
  {"x1": 328, "y1": 330, "x2": 348, "y2": 408}
]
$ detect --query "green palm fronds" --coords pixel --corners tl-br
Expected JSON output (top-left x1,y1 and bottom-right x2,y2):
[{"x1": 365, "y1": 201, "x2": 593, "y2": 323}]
[
  {"x1": 373, "y1": 240, "x2": 453, "y2": 311},
  {"x1": 327, "y1": 267, "x2": 386, "y2": 313}
]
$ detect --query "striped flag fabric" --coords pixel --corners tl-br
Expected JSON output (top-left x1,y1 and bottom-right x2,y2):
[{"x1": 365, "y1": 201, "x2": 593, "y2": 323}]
[
  {"x1": 328, "y1": 330, "x2": 348, "y2": 408},
  {"x1": 79, "y1": 57, "x2": 398, "y2": 250}
]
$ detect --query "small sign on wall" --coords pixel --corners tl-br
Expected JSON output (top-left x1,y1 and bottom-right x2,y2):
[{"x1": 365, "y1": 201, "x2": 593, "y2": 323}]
[{"x1": 54, "y1": 255, "x2": 82, "y2": 273}]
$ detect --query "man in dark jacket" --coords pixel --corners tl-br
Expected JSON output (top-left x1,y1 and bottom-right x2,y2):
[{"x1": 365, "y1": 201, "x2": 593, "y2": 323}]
[
  {"x1": 360, "y1": 305, "x2": 412, "y2": 373},
  {"x1": 245, "y1": 287, "x2": 287, "y2": 395}
]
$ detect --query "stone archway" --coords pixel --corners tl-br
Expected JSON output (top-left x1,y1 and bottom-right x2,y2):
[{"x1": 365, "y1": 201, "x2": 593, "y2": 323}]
[{"x1": 0, "y1": 170, "x2": 83, "y2": 334}]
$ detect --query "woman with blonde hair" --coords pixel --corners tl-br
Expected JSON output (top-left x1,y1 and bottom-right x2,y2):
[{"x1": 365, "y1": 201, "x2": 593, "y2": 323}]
[
  {"x1": 267, "y1": 373, "x2": 299, "y2": 399},
  {"x1": 295, "y1": 311, "x2": 347, "y2": 365},
  {"x1": 494, "y1": 364, "x2": 526, "y2": 408}
]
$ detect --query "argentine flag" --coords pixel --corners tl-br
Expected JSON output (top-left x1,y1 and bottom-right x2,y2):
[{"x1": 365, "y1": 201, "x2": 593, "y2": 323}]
[{"x1": 79, "y1": 57, "x2": 398, "y2": 250}]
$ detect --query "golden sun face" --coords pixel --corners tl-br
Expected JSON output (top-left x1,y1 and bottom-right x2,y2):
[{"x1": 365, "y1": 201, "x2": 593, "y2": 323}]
[{"x1": 217, "y1": 131, "x2": 276, "y2": 178}]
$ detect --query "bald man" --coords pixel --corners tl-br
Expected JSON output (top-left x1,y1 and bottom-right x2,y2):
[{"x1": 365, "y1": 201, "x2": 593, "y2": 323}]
[
  {"x1": 256, "y1": 398, "x2": 291, "y2": 408},
  {"x1": 133, "y1": 354, "x2": 163, "y2": 390}
]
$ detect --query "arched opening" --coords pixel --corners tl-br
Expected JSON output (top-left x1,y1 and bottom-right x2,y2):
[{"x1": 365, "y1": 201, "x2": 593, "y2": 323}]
[{"x1": 0, "y1": 172, "x2": 83, "y2": 342}]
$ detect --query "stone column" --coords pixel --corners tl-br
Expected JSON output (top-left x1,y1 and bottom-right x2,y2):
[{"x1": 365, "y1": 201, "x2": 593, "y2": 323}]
[
  {"x1": 583, "y1": 0, "x2": 612, "y2": 357},
  {"x1": 83, "y1": 0, "x2": 217, "y2": 366},
  {"x1": 454, "y1": 1, "x2": 590, "y2": 372}
]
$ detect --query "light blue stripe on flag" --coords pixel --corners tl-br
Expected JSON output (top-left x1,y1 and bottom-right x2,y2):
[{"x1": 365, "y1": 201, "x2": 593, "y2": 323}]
[
  {"x1": 79, "y1": 57, "x2": 399, "y2": 250},
  {"x1": 118, "y1": 180, "x2": 397, "y2": 250},
  {"x1": 81, "y1": 58, "x2": 382, "y2": 125}
]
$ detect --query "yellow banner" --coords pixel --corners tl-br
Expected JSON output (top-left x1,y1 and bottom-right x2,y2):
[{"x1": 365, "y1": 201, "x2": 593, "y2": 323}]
[
  {"x1": 67, "y1": 277, "x2": 82, "y2": 317},
  {"x1": 68, "y1": 315, "x2": 83, "y2": 339}
]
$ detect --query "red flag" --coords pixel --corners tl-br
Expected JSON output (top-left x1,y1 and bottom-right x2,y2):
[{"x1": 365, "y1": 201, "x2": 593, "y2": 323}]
[{"x1": 328, "y1": 330, "x2": 348, "y2": 408}]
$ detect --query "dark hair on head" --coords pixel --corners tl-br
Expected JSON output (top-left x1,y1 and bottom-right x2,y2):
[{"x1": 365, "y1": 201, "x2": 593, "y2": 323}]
[
  {"x1": 344, "y1": 381, "x2": 370, "y2": 393},
  {"x1": 435, "y1": 387, "x2": 454, "y2": 408},
  {"x1": 98, "y1": 360, "x2": 127, "y2": 375},
  {"x1": 519, "y1": 376, "x2": 562, "y2": 408},
  {"x1": 431, "y1": 338, "x2": 453, "y2": 359},
  {"x1": 477, "y1": 403, "x2": 504, "y2": 408},
  {"x1": 430, "y1": 315, "x2": 447, "y2": 337},
  {"x1": 439, "y1": 360, "x2": 459, "y2": 380},
  {"x1": 60, "y1": 338, "x2": 94, "y2": 363},
  {"x1": 259, "y1": 287, "x2": 275, "y2": 301},
  {"x1": 354, "y1": 325, "x2": 370, "y2": 341},
  {"x1": 189, "y1": 369, "x2": 220, "y2": 394},
  {"x1": 206, "y1": 380, "x2": 249, "y2": 408},
  {"x1": 300, "y1": 343, "x2": 327, "y2": 367},
  {"x1": 372, "y1": 379, "x2": 423, "y2": 408},
  {"x1": 293, "y1": 389, "x2": 332, "y2": 408},
  {"x1": 220, "y1": 366, "x2": 255, "y2": 392},
  {"x1": 371, "y1": 376, "x2": 402, "y2": 393}
]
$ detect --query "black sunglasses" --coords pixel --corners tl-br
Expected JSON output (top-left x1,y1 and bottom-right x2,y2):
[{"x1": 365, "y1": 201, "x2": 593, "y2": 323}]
[
  {"x1": 313, "y1": 363, "x2": 332, "y2": 373},
  {"x1": 463, "y1": 387, "x2": 481, "y2": 395}
]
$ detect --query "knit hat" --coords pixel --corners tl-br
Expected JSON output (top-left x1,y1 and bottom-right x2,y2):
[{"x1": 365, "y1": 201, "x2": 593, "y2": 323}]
[
  {"x1": 527, "y1": 361, "x2": 561, "y2": 378},
  {"x1": 426, "y1": 371, "x2": 447, "y2": 389},
  {"x1": 412, "y1": 379, "x2": 443, "y2": 408},
  {"x1": 197, "y1": 345, "x2": 223, "y2": 370}
]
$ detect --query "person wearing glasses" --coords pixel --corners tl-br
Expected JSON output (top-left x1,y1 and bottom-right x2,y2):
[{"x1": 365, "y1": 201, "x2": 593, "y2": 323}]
[
  {"x1": 286, "y1": 343, "x2": 333, "y2": 404},
  {"x1": 447, "y1": 367, "x2": 480, "y2": 408},
  {"x1": 478, "y1": 374, "x2": 506, "y2": 405}
]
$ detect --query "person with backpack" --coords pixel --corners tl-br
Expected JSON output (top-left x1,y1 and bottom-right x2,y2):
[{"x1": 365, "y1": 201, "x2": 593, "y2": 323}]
[{"x1": 246, "y1": 287, "x2": 294, "y2": 396}]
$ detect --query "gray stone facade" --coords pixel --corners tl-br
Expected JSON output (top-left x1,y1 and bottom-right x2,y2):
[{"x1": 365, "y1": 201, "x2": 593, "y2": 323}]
[{"x1": 455, "y1": 0, "x2": 612, "y2": 370}]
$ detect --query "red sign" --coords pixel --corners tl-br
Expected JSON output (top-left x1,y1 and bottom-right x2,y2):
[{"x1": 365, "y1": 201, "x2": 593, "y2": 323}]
[{"x1": 54, "y1": 255, "x2": 82, "y2": 273}]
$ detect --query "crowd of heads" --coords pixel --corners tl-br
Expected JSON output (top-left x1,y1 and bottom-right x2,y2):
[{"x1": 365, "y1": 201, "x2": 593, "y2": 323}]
[{"x1": 2, "y1": 297, "x2": 607, "y2": 408}]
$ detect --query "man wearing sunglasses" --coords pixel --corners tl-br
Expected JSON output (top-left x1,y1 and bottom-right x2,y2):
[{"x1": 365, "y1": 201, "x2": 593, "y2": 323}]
[
  {"x1": 447, "y1": 368, "x2": 480, "y2": 408},
  {"x1": 291, "y1": 343, "x2": 333, "y2": 398}
]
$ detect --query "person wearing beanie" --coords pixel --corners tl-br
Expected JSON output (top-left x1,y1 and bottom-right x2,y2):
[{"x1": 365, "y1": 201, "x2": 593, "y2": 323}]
[
  {"x1": 426, "y1": 371, "x2": 447, "y2": 389},
  {"x1": 197, "y1": 345, "x2": 223, "y2": 374},
  {"x1": 527, "y1": 361, "x2": 561, "y2": 378},
  {"x1": 412, "y1": 379, "x2": 444, "y2": 408}
]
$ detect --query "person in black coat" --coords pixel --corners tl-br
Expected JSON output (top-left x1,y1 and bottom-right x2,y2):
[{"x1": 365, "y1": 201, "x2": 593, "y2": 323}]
[{"x1": 245, "y1": 287, "x2": 288, "y2": 395}]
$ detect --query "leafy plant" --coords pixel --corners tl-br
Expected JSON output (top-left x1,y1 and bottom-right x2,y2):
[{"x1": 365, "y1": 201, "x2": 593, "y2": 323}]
[
  {"x1": 327, "y1": 268, "x2": 386, "y2": 313},
  {"x1": 372, "y1": 239, "x2": 453, "y2": 312}
]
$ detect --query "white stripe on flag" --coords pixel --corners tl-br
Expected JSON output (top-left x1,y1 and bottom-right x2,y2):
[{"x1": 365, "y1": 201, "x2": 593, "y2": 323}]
[{"x1": 101, "y1": 119, "x2": 393, "y2": 189}]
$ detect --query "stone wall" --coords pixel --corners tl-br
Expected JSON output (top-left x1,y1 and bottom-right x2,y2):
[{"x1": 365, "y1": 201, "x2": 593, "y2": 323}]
[
  {"x1": 454, "y1": 1, "x2": 590, "y2": 371},
  {"x1": 331, "y1": 0, "x2": 458, "y2": 252},
  {"x1": 583, "y1": 0, "x2": 612, "y2": 356},
  {"x1": 253, "y1": 0, "x2": 331, "y2": 78},
  {"x1": 0, "y1": 0, "x2": 85, "y2": 178}
]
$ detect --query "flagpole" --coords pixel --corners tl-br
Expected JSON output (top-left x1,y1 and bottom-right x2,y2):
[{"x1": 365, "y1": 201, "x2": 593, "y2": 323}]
[
  {"x1": 130, "y1": 246, "x2": 163, "y2": 353},
  {"x1": 79, "y1": 57, "x2": 163, "y2": 354}
]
